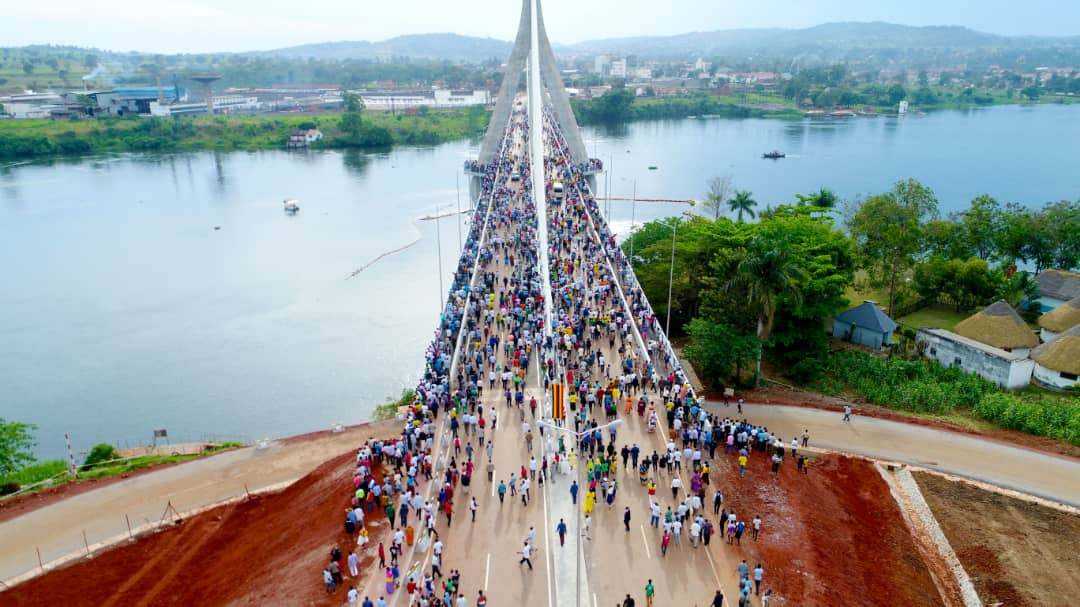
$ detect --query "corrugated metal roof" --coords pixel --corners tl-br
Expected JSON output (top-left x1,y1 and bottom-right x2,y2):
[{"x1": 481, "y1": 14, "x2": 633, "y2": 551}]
[{"x1": 835, "y1": 301, "x2": 897, "y2": 334}]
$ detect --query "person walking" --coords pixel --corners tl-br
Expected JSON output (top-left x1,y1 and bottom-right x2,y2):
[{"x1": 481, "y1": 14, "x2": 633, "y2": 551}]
[
  {"x1": 518, "y1": 542, "x2": 534, "y2": 570},
  {"x1": 712, "y1": 489, "x2": 723, "y2": 515},
  {"x1": 644, "y1": 579, "x2": 655, "y2": 607},
  {"x1": 710, "y1": 589, "x2": 724, "y2": 607},
  {"x1": 470, "y1": 496, "x2": 478, "y2": 522},
  {"x1": 556, "y1": 518, "x2": 568, "y2": 546},
  {"x1": 498, "y1": 480, "x2": 507, "y2": 504},
  {"x1": 570, "y1": 479, "x2": 579, "y2": 505},
  {"x1": 348, "y1": 550, "x2": 360, "y2": 577},
  {"x1": 842, "y1": 405, "x2": 852, "y2": 422},
  {"x1": 622, "y1": 594, "x2": 636, "y2": 607},
  {"x1": 753, "y1": 563, "x2": 764, "y2": 595},
  {"x1": 752, "y1": 515, "x2": 761, "y2": 541},
  {"x1": 623, "y1": 506, "x2": 632, "y2": 532}
]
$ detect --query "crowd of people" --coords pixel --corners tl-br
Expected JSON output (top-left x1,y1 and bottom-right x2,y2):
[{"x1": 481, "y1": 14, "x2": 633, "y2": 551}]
[{"x1": 322, "y1": 102, "x2": 804, "y2": 607}]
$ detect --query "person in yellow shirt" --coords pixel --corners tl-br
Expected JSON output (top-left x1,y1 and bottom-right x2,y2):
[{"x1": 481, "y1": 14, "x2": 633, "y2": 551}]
[{"x1": 738, "y1": 454, "x2": 748, "y2": 477}]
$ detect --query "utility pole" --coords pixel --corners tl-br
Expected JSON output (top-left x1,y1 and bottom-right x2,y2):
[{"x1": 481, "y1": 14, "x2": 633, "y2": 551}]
[
  {"x1": 629, "y1": 179, "x2": 637, "y2": 263},
  {"x1": 65, "y1": 432, "x2": 78, "y2": 479},
  {"x1": 435, "y1": 205, "x2": 444, "y2": 314},
  {"x1": 666, "y1": 218, "x2": 677, "y2": 340},
  {"x1": 456, "y1": 173, "x2": 463, "y2": 253}
]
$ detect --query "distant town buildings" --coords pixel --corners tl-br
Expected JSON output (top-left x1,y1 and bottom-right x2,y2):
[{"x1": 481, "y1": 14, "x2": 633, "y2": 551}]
[
  {"x1": 609, "y1": 58, "x2": 627, "y2": 79},
  {"x1": 357, "y1": 88, "x2": 491, "y2": 111}
]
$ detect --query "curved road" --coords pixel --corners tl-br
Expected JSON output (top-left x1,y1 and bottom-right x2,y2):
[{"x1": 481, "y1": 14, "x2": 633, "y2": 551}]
[
  {"x1": 719, "y1": 401, "x2": 1080, "y2": 508},
  {"x1": 0, "y1": 423, "x2": 393, "y2": 585}
]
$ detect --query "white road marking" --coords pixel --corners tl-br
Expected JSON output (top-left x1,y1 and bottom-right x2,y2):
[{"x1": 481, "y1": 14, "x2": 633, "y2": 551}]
[
  {"x1": 485, "y1": 552, "x2": 491, "y2": 591},
  {"x1": 703, "y1": 543, "x2": 724, "y2": 587},
  {"x1": 640, "y1": 524, "x2": 651, "y2": 558}
]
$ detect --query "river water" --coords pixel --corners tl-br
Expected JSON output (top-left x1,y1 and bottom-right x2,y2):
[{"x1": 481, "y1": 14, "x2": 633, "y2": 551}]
[{"x1": 3, "y1": 104, "x2": 1078, "y2": 457}]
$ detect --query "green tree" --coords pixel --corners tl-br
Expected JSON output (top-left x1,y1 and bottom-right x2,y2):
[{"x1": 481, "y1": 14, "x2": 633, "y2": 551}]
[
  {"x1": 1021, "y1": 86, "x2": 1042, "y2": 101},
  {"x1": 684, "y1": 318, "x2": 760, "y2": 387},
  {"x1": 795, "y1": 187, "x2": 838, "y2": 209},
  {"x1": 728, "y1": 190, "x2": 757, "y2": 223},
  {"x1": 847, "y1": 179, "x2": 939, "y2": 315},
  {"x1": 726, "y1": 235, "x2": 808, "y2": 384},
  {"x1": 0, "y1": 419, "x2": 37, "y2": 478},
  {"x1": 960, "y1": 194, "x2": 1003, "y2": 260},
  {"x1": 702, "y1": 175, "x2": 733, "y2": 220},
  {"x1": 22, "y1": 60, "x2": 34, "y2": 75}
]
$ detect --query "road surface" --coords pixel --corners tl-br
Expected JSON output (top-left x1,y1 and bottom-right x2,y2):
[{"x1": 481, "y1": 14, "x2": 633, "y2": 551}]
[
  {"x1": 0, "y1": 423, "x2": 392, "y2": 584},
  {"x1": 721, "y1": 402, "x2": 1080, "y2": 508}
]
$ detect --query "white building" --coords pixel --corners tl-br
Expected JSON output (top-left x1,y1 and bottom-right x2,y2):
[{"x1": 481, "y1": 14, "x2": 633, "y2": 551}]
[
  {"x1": 149, "y1": 96, "x2": 260, "y2": 116},
  {"x1": 915, "y1": 301, "x2": 1040, "y2": 390},
  {"x1": 594, "y1": 55, "x2": 610, "y2": 75},
  {"x1": 357, "y1": 88, "x2": 490, "y2": 111},
  {"x1": 1030, "y1": 325, "x2": 1080, "y2": 390},
  {"x1": 610, "y1": 59, "x2": 627, "y2": 78},
  {"x1": 917, "y1": 329, "x2": 1034, "y2": 389},
  {"x1": 1037, "y1": 295, "x2": 1080, "y2": 342}
]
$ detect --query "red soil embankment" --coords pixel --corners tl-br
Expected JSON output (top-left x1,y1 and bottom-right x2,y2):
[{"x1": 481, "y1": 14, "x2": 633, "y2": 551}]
[
  {"x1": 3, "y1": 447, "x2": 382, "y2": 606},
  {"x1": 713, "y1": 450, "x2": 942, "y2": 606}
]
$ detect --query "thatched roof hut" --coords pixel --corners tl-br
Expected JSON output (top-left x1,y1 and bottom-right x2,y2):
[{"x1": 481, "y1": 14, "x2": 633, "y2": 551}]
[
  {"x1": 1031, "y1": 325, "x2": 1080, "y2": 377},
  {"x1": 1038, "y1": 296, "x2": 1080, "y2": 334},
  {"x1": 954, "y1": 300, "x2": 1038, "y2": 351}
]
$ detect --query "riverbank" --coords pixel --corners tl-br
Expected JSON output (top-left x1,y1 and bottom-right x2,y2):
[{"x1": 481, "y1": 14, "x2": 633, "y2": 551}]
[{"x1": 0, "y1": 106, "x2": 489, "y2": 160}]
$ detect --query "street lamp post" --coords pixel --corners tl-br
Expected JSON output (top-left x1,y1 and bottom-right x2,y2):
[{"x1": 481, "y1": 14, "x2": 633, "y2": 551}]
[
  {"x1": 666, "y1": 217, "x2": 676, "y2": 339},
  {"x1": 435, "y1": 204, "x2": 444, "y2": 315},
  {"x1": 537, "y1": 418, "x2": 623, "y2": 607}
]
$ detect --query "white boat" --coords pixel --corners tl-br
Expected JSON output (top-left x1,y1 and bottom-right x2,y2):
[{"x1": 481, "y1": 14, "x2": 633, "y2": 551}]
[{"x1": 283, "y1": 198, "x2": 300, "y2": 213}]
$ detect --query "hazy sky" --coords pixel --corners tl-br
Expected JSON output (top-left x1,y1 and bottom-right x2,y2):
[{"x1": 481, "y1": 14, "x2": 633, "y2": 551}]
[{"x1": 4, "y1": 0, "x2": 1079, "y2": 53}]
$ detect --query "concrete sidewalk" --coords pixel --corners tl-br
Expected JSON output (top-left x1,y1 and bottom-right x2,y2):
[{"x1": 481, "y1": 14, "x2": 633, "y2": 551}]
[{"x1": 709, "y1": 402, "x2": 1080, "y2": 508}]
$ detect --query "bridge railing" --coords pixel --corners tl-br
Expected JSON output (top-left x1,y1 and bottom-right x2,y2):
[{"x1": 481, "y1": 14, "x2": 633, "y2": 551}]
[{"x1": 544, "y1": 113, "x2": 696, "y2": 401}]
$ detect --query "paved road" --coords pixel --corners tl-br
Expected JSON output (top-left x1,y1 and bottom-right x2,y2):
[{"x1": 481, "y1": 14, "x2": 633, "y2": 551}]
[
  {"x1": 718, "y1": 402, "x2": 1080, "y2": 508},
  {"x1": 0, "y1": 424, "x2": 390, "y2": 584}
]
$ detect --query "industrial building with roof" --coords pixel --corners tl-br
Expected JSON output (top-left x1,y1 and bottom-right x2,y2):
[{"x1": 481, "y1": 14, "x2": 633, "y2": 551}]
[
  {"x1": 1030, "y1": 325, "x2": 1080, "y2": 391},
  {"x1": 832, "y1": 300, "x2": 897, "y2": 350},
  {"x1": 916, "y1": 300, "x2": 1037, "y2": 389}
]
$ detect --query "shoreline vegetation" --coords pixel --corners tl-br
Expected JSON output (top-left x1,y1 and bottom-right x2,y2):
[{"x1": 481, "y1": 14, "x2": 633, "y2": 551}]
[{"x1": 4, "y1": 90, "x2": 1074, "y2": 162}]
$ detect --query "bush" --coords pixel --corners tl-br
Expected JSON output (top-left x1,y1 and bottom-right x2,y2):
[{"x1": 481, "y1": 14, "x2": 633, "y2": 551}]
[
  {"x1": 819, "y1": 350, "x2": 1080, "y2": 444},
  {"x1": 82, "y1": 443, "x2": 118, "y2": 470}
]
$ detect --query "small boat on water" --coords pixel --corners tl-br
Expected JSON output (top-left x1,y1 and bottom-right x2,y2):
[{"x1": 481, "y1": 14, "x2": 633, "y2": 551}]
[
  {"x1": 762, "y1": 150, "x2": 786, "y2": 159},
  {"x1": 283, "y1": 199, "x2": 300, "y2": 213},
  {"x1": 648, "y1": 165, "x2": 658, "y2": 170}
]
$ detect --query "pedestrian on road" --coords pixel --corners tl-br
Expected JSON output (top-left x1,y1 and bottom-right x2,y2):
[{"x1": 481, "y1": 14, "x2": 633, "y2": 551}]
[
  {"x1": 623, "y1": 506, "x2": 632, "y2": 532},
  {"x1": 519, "y1": 542, "x2": 534, "y2": 570},
  {"x1": 712, "y1": 489, "x2": 723, "y2": 514},
  {"x1": 470, "y1": 496, "x2": 478, "y2": 522},
  {"x1": 348, "y1": 550, "x2": 360, "y2": 577},
  {"x1": 645, "y1": 579, "x2": 655, "y2": 607},
  {"x1": 477, "y1": 590, "x2": 488, "y2": 606},
  {"x1": 570, "y1": 479, "x2": 579, "y2": 504},
  {"x1": 622, "y1": 594, "x2": 636, "y2": 607},
  {"x1": 498, "y1": 480, "x2": 507, "y2": 504},
  {"x1": 842, "y1": 405, "x2": 852, "y2": 422},
  {"x1": 752, "y1": 515, "x2": 761, "y2": 541},
  {"x1": 753, "y1": 563, "x2": 764, "y2": 595},
  {"x1": 557, "y1": 518, "x2": 568, "y2": 545},
  {"x1": 802, "y1": 429, "x2": 809, "y2": 447},
  {"x1": 711, "y1": 589, "x2": 724, "y2": 607}
]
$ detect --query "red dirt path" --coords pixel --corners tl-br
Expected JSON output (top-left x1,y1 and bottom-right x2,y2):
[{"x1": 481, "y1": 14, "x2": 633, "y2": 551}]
[
  {"x1": 710, "y1": 450, "x2": 942, "y2": 606},
  {"x1": 3, "y1": 447, "x2": 387, "y2": 606}
]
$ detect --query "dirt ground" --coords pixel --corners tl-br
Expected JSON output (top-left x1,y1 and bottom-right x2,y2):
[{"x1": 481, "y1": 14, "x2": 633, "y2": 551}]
[
  {"x1": 2, "y1": 444, "x2": 391, "y2": 606},
  {"x1": 914, "y1": 472, "x2": 1080, "y2": 607},
  {"x1": 711, "y1": 450, "x2": 942, "y2": 606}
]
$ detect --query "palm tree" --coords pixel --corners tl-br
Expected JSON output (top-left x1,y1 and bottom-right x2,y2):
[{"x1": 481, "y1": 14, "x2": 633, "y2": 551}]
[
  {"x1": 728, "y1": 190, "x2": 757, "y2": 223},
  {"x1": 796, "y1": 187, "x2": 838, "y2": 209},
  {"x1": 726, "y1": 237, "x2": 808, "y2": 385}
]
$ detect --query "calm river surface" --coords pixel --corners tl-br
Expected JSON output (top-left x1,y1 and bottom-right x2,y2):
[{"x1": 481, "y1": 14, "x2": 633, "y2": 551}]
[{"x1": 3, "y1": 104, "x2": 1078, "y2": 457}]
